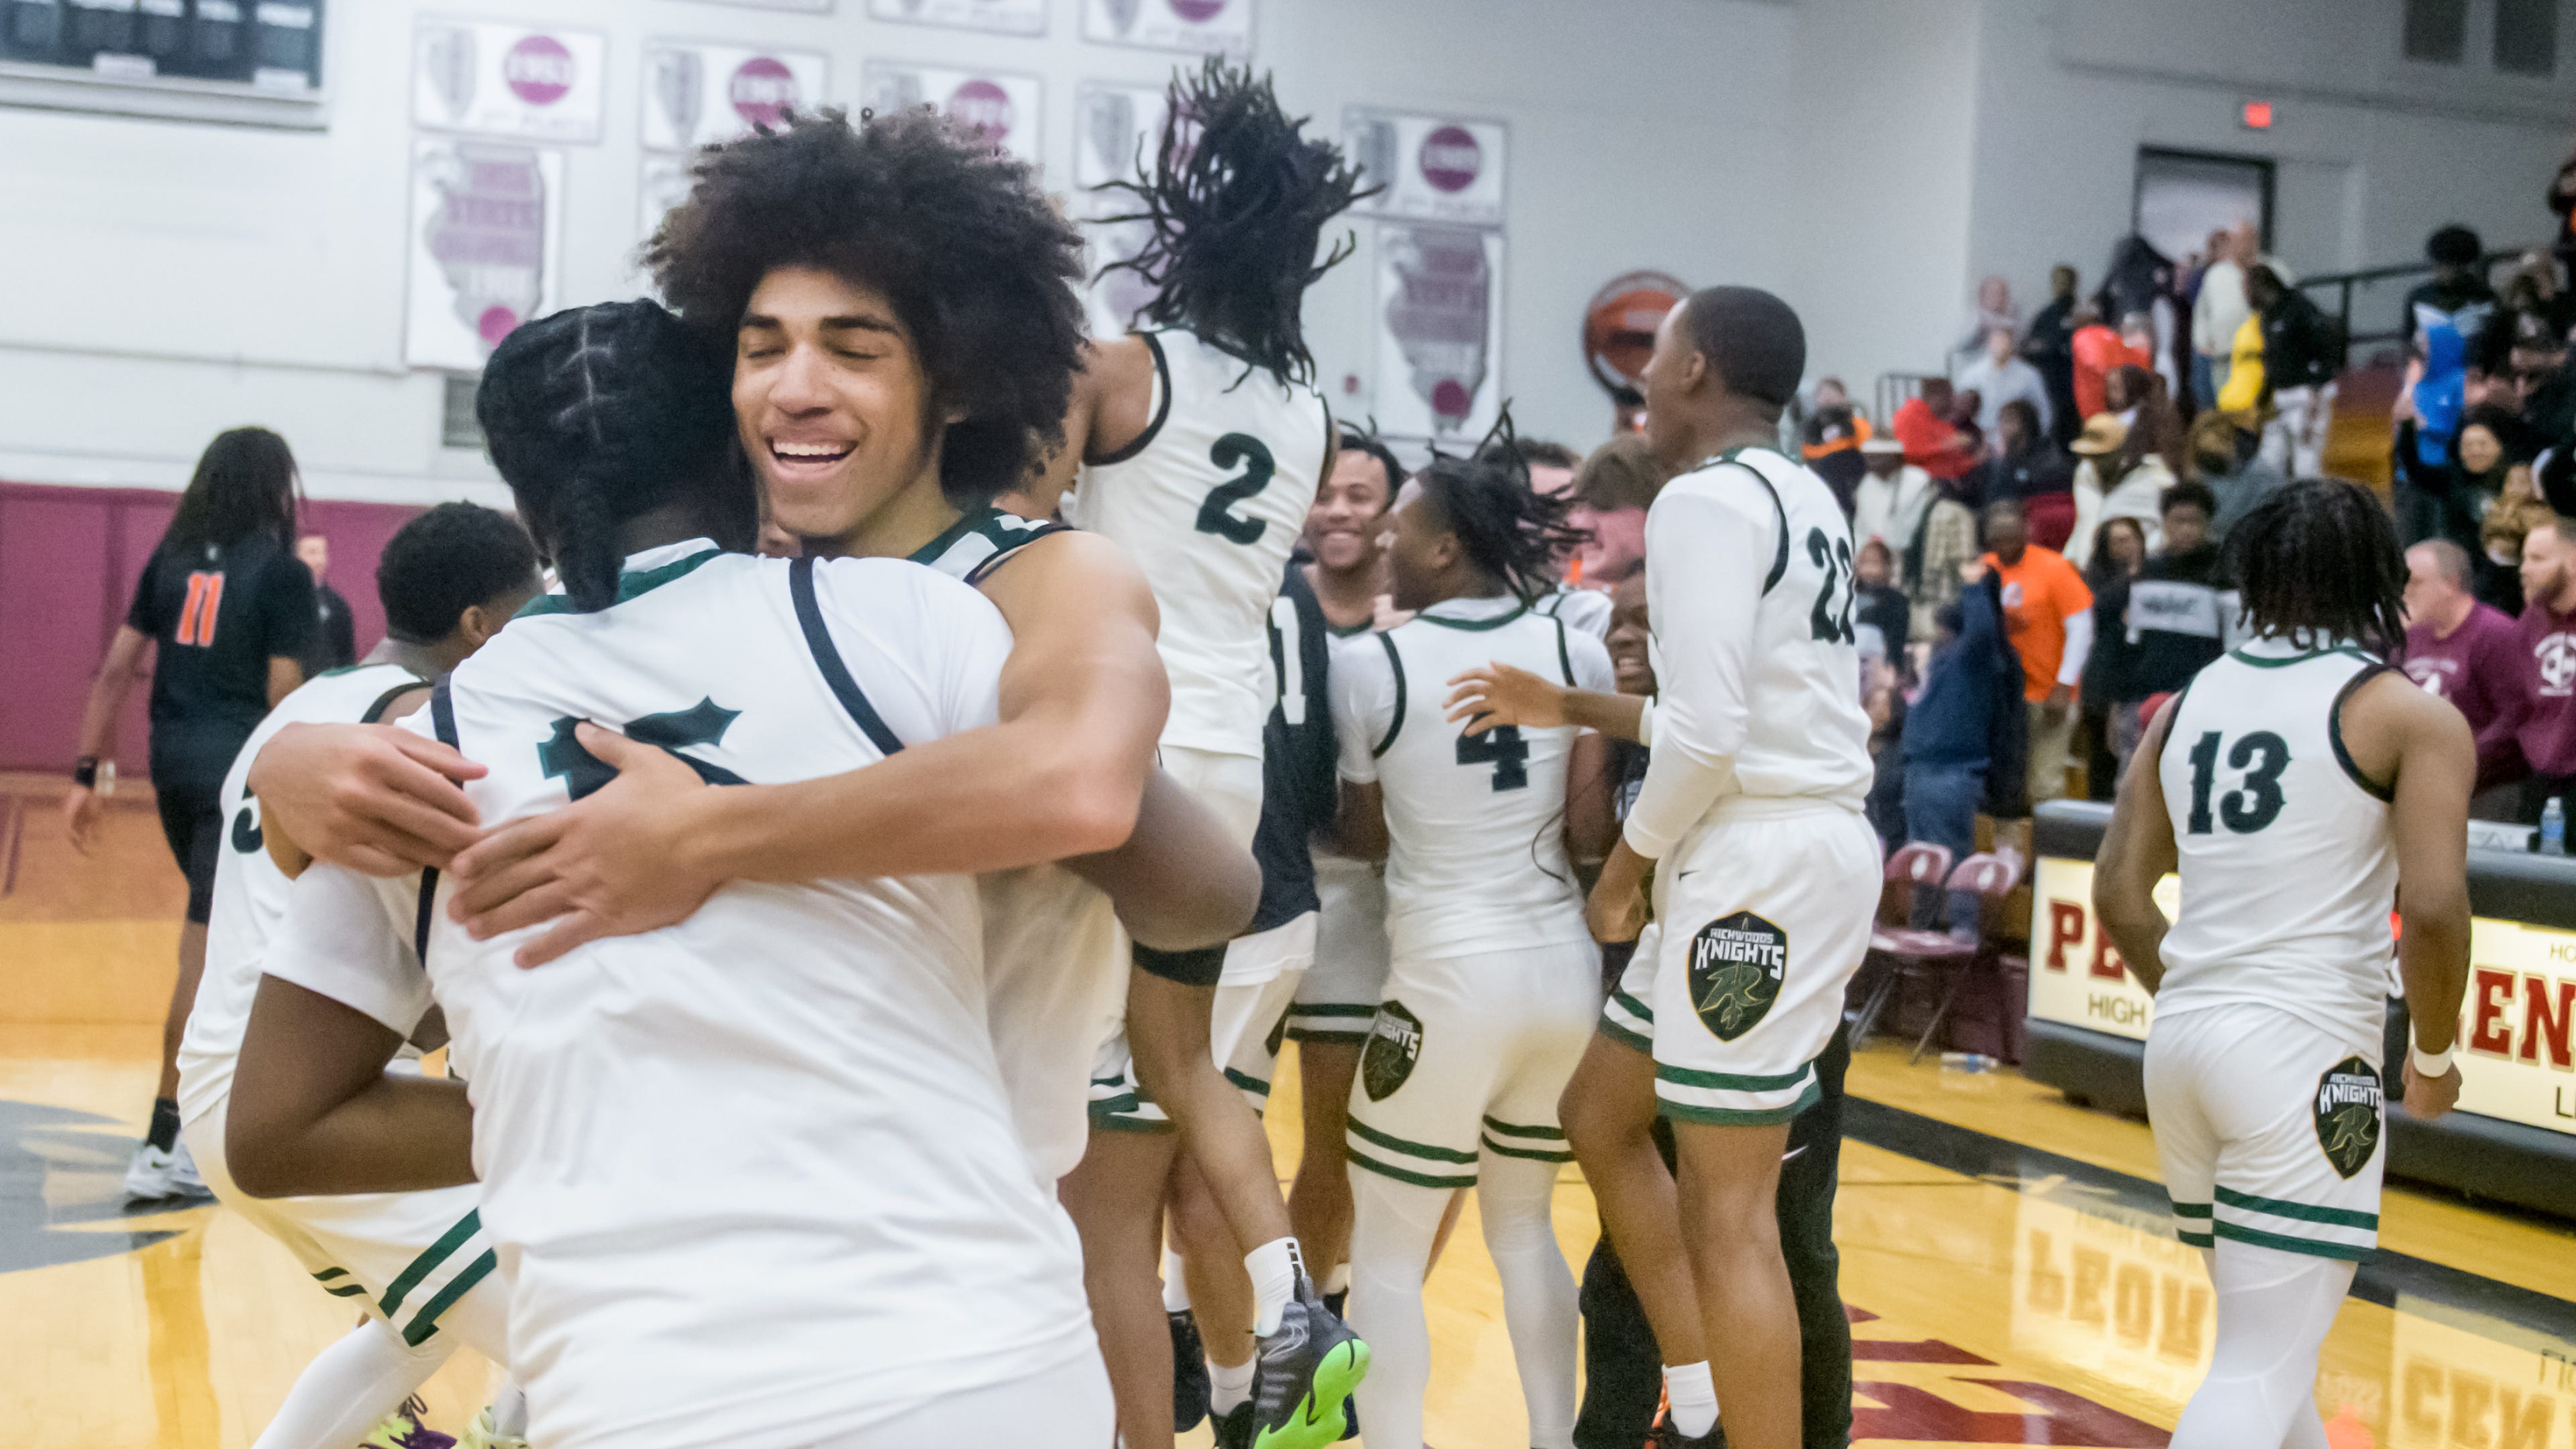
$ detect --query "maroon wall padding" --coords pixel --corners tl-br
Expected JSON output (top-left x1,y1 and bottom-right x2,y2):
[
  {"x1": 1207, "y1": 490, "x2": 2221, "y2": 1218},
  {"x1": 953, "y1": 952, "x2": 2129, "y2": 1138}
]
[{"x1": 0, "y1": 481, "x2": 424, "y2": 772}]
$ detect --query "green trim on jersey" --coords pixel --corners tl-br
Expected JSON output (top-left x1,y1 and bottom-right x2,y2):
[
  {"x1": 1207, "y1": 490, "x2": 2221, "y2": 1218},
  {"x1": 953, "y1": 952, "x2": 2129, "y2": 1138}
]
[
  {"x1": 517, "y1": 549, "x2": 723, "y2": 618},
  {"x1": 1598, "y1": 1016, "x2": 1653, "y2": 1055},
  {"x1": 1715, "y1": 443, "x2": 1796, "y2": 466},
  {"x1": 1347, "y1": 1118, "x2": 1478, "y2": 1165},
  {"x1": 401, "y1": 1249, "x2": 498, "y2": 1346},
  {"x1": 1326, "y1": 619, "x2": 1374, "y2": 639},
  {"x1": 378, "y1": 1210, "x2": 480, "y2": 1318},
  {"x1": 2212, "y1": 1220, "x2": 2371, "y2": 1261},
  {"x1": 2214, "y1": 1184, "x2": 2380, "y2": 1230},
  {"x1": 2226, "y1": 643, "x2": 2375, "y2": 669},
  {"x1": 1410, "y1": 600, "x2": 1530, "y2": 632},
  {"x1": 1347, "y1": 1146, "x2": 1477, "y2": 1190}
]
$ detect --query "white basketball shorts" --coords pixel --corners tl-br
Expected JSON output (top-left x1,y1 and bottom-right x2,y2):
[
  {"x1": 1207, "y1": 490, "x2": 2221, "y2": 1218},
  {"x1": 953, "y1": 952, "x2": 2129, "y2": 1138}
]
[
  {"x1": 1649, "y1": 799, "x2": 1878, "y2": 1126},
  {"x1": 2145, "y1": 1002, "x2": 2385, "y2": 1261},
  {"x1": 1343, "y1": 938, "x2": 1599, "y2": 1189},
  {"x1": 1289, "y1": 852, "x2": 1391, "y2": 1046}
]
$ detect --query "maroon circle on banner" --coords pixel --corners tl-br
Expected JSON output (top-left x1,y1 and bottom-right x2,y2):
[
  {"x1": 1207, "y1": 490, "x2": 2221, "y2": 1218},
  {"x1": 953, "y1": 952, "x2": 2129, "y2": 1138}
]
[
  {"x1": 478, "y1": 305, "x2": 522, "y2": 346},
  {"x1": 1431, "y1": 378, "x2": 1473, "y2": 422},
  {"x1": 729, "y1": 56, "x2": 797, "y2": 129},
  {"x1": 1169, "y1": 0, "x2": 1227, "y2": 20},
  {"x1": 502, "y1": 34, "x2": 574, "y2": 107},
  {"x1": 1582, "y1": 270, "x2": 1688, "y2": 396},
  {"x1": 947, "y1": 78, "x2": 1014, "y2": 144},
  {"x1": 1419, "y1": 125, "x2": 1481, "y2": 194}
]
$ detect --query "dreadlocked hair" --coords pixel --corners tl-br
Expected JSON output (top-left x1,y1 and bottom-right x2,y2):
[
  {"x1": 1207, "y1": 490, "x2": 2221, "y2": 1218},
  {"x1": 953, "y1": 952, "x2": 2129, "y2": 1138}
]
[
  {"x1": 1096, "y1": 59, "x2": 1370, "y2": 386},
  {"x1": 2221, "y1": 477, "x2": 2408, "y2": 659},
  {"x1": 1419, "y1": 411, "x2": 1593, "y2": 603},
  {"x1": 476, "y1": 300, "x2": 746, "y2": 614},
  {"x1": 646, "y1": 107, "x2": 1088, "y2": 508}
]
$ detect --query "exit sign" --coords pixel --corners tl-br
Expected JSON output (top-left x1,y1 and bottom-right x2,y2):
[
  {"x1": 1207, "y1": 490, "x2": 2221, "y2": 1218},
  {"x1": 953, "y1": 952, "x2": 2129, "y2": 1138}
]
[{"x1": 2241, "y1": 100, "x2": 2274, "y2": 129}]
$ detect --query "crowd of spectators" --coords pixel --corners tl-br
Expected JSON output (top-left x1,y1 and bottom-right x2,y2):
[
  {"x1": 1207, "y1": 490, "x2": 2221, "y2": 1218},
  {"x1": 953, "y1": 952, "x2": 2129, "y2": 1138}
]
[{"x1": 1820, "y1": 172, "x2": 2576, "y2": 884}]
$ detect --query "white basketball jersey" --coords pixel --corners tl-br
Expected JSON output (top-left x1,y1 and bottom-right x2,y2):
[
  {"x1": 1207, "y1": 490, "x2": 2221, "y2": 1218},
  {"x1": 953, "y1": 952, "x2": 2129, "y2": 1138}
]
[
  {"x1": 1631, "y1": 446, "x2": 1873, "y2": 859},
  {"x1": 2155, "y1": 637, "x2": 2400, "y2": 1043},
  {"x1": 912, "y1": 507, "x2": 1124, "y2": 1185},
  {"x1": 1068, "y1": 329, "x2": 1331, "y2": 758},
  {"x1": 1332, "y1": 596, "x2": 1616, "y2": 961},
  {"x1": 1535, "y1": 584, "x2": 1614, "y2": 640},
  {"x1": 260, "y1": 541, "x2": 1091, "y2": 1449},
  {"x1": 174, "y1": 662, "x2": 427, "y2": 1126}
]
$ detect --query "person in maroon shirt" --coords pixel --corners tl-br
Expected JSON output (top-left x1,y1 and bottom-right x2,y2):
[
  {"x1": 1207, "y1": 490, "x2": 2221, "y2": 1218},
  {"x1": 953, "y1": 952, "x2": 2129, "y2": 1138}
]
[
  {"x1": 2514, "y1": 518, "x2": 2576, "y2": 821},
  {"x1": 2404, "y1": 539, "x2": 2528, "y2": 816}
]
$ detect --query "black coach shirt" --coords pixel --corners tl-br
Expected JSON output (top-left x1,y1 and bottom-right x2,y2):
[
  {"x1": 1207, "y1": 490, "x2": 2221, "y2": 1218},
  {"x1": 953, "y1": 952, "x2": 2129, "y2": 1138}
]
[
  {"x1": 125, "y1": 533, "x2": 315, "y2": 788},
  {"x1": 1247, "y1": 559, "x2": 1340, "y2": 934}
]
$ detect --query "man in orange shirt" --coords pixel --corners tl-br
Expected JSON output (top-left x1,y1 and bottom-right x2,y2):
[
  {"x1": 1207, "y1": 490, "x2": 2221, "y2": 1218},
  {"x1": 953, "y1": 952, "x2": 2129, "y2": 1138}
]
[
  {"x1": 2069, "y1": 304, "x2": 2152, "y2": 421},
  {"x1": 1983, "y1": 500, "x2": 2095, "y2": 806}
]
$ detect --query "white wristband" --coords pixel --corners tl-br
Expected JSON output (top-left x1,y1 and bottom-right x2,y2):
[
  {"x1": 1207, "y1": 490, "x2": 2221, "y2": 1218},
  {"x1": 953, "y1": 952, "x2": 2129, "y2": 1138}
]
[{"x1": 2409, "y1": 1042, "x2": 2455, "y2": 1078}]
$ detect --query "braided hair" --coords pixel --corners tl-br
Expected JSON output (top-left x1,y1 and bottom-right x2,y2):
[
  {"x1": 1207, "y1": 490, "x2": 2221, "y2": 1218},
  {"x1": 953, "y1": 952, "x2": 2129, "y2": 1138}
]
[
  {"x1": 475, "y1": 300, "x2": 747, "y2": 614},
  {"x1": 2222, "y1": 478, "x2": 2408, "y2": 658},
  {"x1": 1416, "y1": 413, "x2": 1592, "y2": 604},
  {"x1": 1096, "y1": 60, "x2": 1370, "y2": 386},
  {"x1": 646, "y1": 107, "x2": 1088, "y2": 508}
]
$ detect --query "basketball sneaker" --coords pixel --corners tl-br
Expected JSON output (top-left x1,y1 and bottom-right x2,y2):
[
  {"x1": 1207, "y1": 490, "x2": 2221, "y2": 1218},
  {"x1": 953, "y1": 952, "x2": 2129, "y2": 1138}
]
[
  {"x1": 1170, "y1": 1307, "x2": 1211, "y2": 1432},
  {"x1": 1211, "y1": 1398, "x2": 1256, "y2": 1449},
  {"x1": 357, "y1": 1397, "x2": 454, "y2": 1449},
  {"x1": 1645, "y1": 1393, "x2": 1726, "y2": 1449},
  {"x1": 123, "y1": 1139, "x2": 211, "y2": 1205},
  {"x1": 458, "y1": 1405, "x2": 531, "y2": 1449},
  {"x1": 1247, "y1": 1277, "x2": 1369, "y2": 1449},
  {"x1": 1320, "y1": 1289, "x2": 1358, "y2": 1442}
]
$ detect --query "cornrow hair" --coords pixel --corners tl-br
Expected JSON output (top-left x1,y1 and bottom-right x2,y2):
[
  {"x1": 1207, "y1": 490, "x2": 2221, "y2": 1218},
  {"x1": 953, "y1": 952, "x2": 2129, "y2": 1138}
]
[
  {"x1": 646, "y1": 107, "x2": 1088, "y2": 509},
  {"x1": 1416, "y1": 409, "x2": 1593, "y2": 603},
  {"x1": 1094, "y1": 59, "x2": 1372, "y2": 386},
  {"x1": 2221, "y1": 477, "x2": 2408, "y2": 659},
  {"x1": 474, "y1": 300, "x2": 745, "y2": 613}
]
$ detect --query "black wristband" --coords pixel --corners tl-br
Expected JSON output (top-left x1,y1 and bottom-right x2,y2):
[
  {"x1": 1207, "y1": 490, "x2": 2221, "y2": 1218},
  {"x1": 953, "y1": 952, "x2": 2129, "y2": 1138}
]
[{"x1": 72, "y1": 757, "x2": 99, "y2": 790}]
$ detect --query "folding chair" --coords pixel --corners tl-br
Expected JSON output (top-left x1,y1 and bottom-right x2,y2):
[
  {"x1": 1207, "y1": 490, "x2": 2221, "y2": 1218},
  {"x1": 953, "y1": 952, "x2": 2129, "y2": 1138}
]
[
  {"x1": 1900, "y1": 851, "x2": 2028, "y2": 1064},
  {"x1": 1848, "y1": 842, "x2": 1955, "y2": 1046}
]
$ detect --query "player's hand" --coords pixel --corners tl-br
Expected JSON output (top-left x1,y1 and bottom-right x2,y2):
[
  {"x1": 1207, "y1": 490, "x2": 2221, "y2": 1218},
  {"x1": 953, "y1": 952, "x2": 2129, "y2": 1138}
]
[
  {"x1": 1444, "y1": 662, "x2": 1567, "y2": 735},
  {"x1": 2403, "y1": 1057, "x2": 2462, "y2": 1121},
  {"x1": 2042, "y1": 683, "x2": 2074, "y2": 722},
  {"x1": 1587, "y1": 841, "x2": 1651, "y2": 944},
  {"x1": 248, "y1": 723, "x2": 485, "y2": 876},
  {"x1": 1372, "y1": 594, "x2": 1414, "y2": 631},
  {"x1": 60, "y1": 787, "x2": 100, "y2": 855},
  {"x1": 449, "y1": 724, "x2": 723, "y2": 968}
]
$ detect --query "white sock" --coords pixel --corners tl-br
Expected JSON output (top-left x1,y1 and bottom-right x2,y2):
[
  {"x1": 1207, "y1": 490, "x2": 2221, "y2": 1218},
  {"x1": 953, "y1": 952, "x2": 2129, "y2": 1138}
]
[
  {"x1": 1664, "y1": 1361, "x2": 1718, "y2": 1439},
  {"x1": 1163, "y1": 1246, "x2": 1193, "y2": 1313},
  {"x1": 1323, "y1": 1261, "x2": 1351, "y2": 1297},
  {"x1": 486, "y1": 1379, "x2": 530, "y2": 1439},
  {"x1": 1245, "y1": 1236, "x2": 1301, "y2": 1337},
  {"x1": 250, "y1": 1318, "x2": 449, "y2": 1449},
  {"x1": 1208, "y1": 1354, "x2": 1255, "y2": 1415}
]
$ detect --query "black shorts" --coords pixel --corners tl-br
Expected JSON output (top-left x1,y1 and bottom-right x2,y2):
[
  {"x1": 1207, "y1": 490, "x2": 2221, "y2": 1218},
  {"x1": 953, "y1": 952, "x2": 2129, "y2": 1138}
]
[
  {"x1": 1132, "y1": 942, "x2": 1227, "y2": 989},
  {"x1": 154, "y1": 777, "x2": 225, "y2": 925}
]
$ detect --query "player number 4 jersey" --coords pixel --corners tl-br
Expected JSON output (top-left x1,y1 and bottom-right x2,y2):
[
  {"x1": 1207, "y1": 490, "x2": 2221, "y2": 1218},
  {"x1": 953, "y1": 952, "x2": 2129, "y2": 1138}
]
[
  {"x1": 1331, "y1": 596, "x2": 1617, "y2": 960},
  {"x1": 1068, "y1": 329, "x2": 1331, "y2": 759},
  {"x1": 2153, "y1": 637, "x2": 2401, "y2": 1043}
]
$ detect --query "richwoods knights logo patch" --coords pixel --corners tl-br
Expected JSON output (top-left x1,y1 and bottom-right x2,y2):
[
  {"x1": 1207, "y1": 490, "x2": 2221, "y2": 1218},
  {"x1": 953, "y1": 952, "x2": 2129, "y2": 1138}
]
[
  {"x1": 2313, "y1": 1057, "x2": 2383, "y2": 1180},
  {"x1": 1690, "y1": 912, "x2": 1788, "y2": 1041},
  {"x1": 1363, "y1": 1002, "x2": 1424, "y2": 1101}
]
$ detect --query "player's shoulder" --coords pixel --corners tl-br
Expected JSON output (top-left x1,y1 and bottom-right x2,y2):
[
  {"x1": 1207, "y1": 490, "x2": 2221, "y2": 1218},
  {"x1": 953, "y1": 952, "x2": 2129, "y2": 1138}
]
[
  {"x1": 1659, "y1": 447, "x2": 1802, "y2": 520},
  {"x1": 273, "y1": 662, "x2": 428, "y2": 727}
]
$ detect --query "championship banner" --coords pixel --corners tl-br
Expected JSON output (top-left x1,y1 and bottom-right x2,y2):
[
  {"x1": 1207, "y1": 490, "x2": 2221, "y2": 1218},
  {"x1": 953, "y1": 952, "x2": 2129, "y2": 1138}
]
[
  {"x1": 860, "y1": 62, "x2": 1041, "y2": 165},
  {"x1": 1081, "y1": 0, "x2": 1253, "y2": 56},
  {"x1": 405, "y1": 137, "x2": 563, "y2": 371},
  {"x1": 1076, "y1": 80, "x2": 1170, "y2": 336},
  {"x1": 868, "y1": 0, "x2": 1047, "y2": 36},
  {"x1": 2030, "y1": 856, "x2": 2576, "y2": 1138},
  {"x1": 641, "y1": 42, "x2": 827, "y2": 152},
  {"x1": 1345, "y1": 109, "x2": 1507, "y2": 229},
  {"x1": 412, "y1": 19, "x2": 606, "y2": 144},
  {"x1": 1374, "y1": 224, "x2": 1505, "y2": 441}
]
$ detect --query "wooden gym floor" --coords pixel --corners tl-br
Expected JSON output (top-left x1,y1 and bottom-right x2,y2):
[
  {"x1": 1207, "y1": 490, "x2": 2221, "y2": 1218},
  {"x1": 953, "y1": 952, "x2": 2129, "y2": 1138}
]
[{"x1": 3, "y1": 775, "x2": 2570, "y2": 1448}]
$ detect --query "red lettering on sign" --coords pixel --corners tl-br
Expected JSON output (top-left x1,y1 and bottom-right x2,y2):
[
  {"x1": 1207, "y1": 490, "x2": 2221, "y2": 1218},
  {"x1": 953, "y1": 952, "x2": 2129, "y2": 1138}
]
[
  {"x1": 2090, "y1": 930, "x2": 2127, "y2": 981},
  {"x1": 2046, "y1": 902, "x2": 2085, "y2": 971},
  {"x1": 2522, "y1": 975, "x2": 2576, "y2": 1069},
  {"x1": 2469, "y1": 969, "x2": 2518, "y2": 1056}
]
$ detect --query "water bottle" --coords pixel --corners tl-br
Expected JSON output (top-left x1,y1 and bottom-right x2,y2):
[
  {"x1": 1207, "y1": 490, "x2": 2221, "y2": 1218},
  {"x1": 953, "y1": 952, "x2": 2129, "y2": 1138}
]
[
  {"x1": 2544, "y1": 798, "x2": 2567, "y2": 857},
  {"x1": 1940, "y1": 1052, "x2": 1998, "y2": 1074}
]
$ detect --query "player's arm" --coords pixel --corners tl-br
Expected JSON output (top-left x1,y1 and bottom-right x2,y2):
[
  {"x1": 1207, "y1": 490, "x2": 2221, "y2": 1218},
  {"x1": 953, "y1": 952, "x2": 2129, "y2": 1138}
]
[
  {"x1": 60, "y1": 624, "x2": 153, "y2": 852},
  {"x1": 267, "y1": 657, "x2": 305, "y2": 708},
  {"x1": 2357, "y1": 672, "x2": 2475, "y2": 1120},
  {"x1": 1062, "y1": 768, "x2": 1264, "y2": 950},
  {"x1": 1589, "y1": 488, "x2": 1765, "y2": 941},
  {"x1": 448, "y1": 533, "x2": 1176, "y2": 965},
  {"x1": 1014, "y1": 335, "x2": 1156, "y2": 519},
  {"x1": 227, "y1": 864, "x2": 474, "y2": 1197},
  {"x1": 1325, "y1": 622, "x2": 1394, "y2": 863},
  {"x1": 1443, "y1": 665, "x2": 1648, "y2": 743},
  {"x1": 2092, "y1": 695, "x2": 2181, "y2": 994},
  {"x1": 1564, "y1": 731, "x2": 1616, "y2": 873},
  {"x1": 248, "y1": 722, "x2": 488, "y2": 875},
  {"x1": 1333, "y1": 781, "x2": 1388, "y2": 862}
]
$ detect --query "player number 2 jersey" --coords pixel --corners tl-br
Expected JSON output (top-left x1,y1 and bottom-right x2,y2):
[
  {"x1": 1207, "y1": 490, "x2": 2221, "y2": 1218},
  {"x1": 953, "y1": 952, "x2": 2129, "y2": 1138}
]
[
  {"x1": 2153, "y1": 637, "x2": 2401, "y2": 1043},
  {"x1": 1332, "y1": 596, "x2": 1616, "y2": 960},
  {"x1": 1068, "y1": 329, "x2": 1331, "y2": 758}
]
